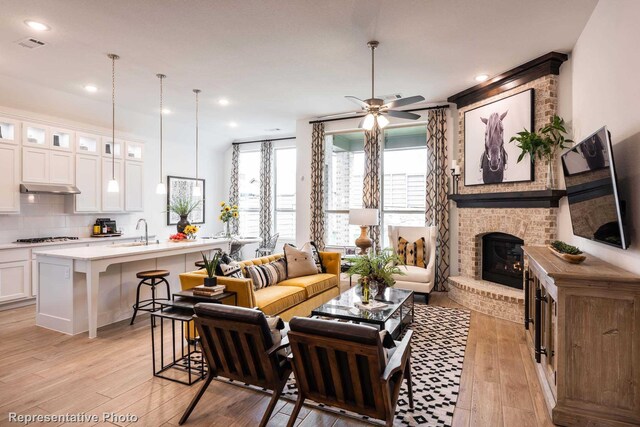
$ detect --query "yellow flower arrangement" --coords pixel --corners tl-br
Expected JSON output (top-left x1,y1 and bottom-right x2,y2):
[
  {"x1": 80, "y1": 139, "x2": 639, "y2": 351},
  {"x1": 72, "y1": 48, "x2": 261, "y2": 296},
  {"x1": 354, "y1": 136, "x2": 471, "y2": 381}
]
[
  {"x1": 219, "y1": 201, "x2": 240, "y2": 224},
  {"x1": 183, "y1": 225, "x2": 199, "y2": 239}
]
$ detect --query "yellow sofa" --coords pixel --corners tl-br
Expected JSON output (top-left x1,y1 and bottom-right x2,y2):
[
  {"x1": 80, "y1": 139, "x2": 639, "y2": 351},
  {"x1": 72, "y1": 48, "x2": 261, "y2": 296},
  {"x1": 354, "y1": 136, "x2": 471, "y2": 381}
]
[{"x1": 179, "y1": 251, "x2": 341, "y2": 321}]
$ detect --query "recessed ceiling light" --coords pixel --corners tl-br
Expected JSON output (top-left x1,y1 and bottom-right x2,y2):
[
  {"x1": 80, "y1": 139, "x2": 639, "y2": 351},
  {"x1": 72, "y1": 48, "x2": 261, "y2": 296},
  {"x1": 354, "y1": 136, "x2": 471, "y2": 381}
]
[
  {"x1": 218, "y1": 98, "x2": 230, "y2": 106},
  {"x1": 24, "y1": 20, "x2": 50, "y2": 31},
  {"x1": 229, "y1": 121, "x2": 238, "y2": 128},
  {"x1": 475, "y1": 74, "x2": 489, "y2": 82},
  {"x1": 84, "y1": 84, "x2": 98, "y2": 93},
  {"x1": 162, "y1": 108, "x2": 171, "y2": 114}
]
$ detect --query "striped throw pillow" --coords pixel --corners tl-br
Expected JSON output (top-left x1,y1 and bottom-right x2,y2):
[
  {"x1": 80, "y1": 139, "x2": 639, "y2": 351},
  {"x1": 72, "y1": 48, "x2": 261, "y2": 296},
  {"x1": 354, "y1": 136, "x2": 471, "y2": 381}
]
[
  {"x1": 397, "y1": 237, "x2": 427, "y2": 268},
  {"x1": 245, "y1": 258, "x2": 287, "y2": 290}
]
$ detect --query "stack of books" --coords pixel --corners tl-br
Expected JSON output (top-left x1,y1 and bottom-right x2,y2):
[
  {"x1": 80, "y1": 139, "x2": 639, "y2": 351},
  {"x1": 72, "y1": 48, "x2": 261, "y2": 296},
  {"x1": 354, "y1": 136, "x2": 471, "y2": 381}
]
[{"x1": 192, "y1": 284, "x2": 226, "y2": 297}]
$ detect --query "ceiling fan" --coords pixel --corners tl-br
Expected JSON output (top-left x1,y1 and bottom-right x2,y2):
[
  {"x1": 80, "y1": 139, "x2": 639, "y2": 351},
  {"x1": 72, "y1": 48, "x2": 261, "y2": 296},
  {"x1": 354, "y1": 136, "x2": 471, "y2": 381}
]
[{"x1": 319, "y1": 40, "x2": 425, "y2": 130}]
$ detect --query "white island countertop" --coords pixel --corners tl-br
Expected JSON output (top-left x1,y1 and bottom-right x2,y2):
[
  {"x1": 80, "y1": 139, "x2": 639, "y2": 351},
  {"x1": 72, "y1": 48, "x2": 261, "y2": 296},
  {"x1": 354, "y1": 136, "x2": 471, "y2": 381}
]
[{"x1": 33, "y1": 238, "x2": 230, "y2": 261}]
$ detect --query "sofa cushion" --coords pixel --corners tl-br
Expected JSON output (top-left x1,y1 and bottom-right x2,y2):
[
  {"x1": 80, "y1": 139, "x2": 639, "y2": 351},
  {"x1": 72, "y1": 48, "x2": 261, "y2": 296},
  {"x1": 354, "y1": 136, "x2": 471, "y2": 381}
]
[
  {"x1": 397, "y1": 237, "x2": 427, "y2": 268},
  {"x1": 284, "y1": 244, "x2": 318, "y2": 279},
  {"x1": 393, "y1": 265, "x2": 430, "y2": 283},
  {"x1": 245, "y1": 258, "x2": 287, "y2": 290},
  {"x1": 278, "y1": 273, "x2": 337, "y2": 298},
  {"x1": 301, "y1": 241, "x2": 324, "y2": 273},
  {"x1": 255, "y1": 285, "x2": 307, "y2": 316},
  {"x1": 219, "y1": 260, "x2": 243, "y2": 278}
]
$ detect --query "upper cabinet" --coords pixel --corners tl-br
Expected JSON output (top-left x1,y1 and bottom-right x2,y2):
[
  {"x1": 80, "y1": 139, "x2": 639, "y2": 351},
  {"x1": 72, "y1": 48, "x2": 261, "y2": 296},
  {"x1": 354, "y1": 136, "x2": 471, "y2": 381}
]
[
  {"x1": 22, "y1": 147, "x2": 74, "y2": 185},
  {"x1": 76, "y1": 133, "x2": 100, "y2": 155},
  {"x1": 0, "y1": 143, "x2": 20, "y2": 213},
  {"x1": 50, "y1": 128, "x2": 74, "y2": 152},
  {"x1": 102, "y1": 138, "x2": 123, "y2": 159},
  {"x1": 22, "y1": 122, "x2": 48, "y2": 148},
  {"x1": 125, "y1": 141, "x2": 144, "y2": 162},
  {"x1": 0, "y1": 117, "x2": 20, "y2": 145}
]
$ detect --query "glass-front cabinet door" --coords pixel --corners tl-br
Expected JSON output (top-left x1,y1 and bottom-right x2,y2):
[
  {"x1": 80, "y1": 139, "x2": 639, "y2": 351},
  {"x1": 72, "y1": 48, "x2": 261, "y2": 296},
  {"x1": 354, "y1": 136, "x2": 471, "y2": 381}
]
[
  {"x1": 102, "y1": 138, "x2": 123, "y2": 159},
  {"x1": 125, "y1": 141, "x2": 144, "y2": 162},
  {"x1": 0, "y1": 117, "x2": 20, "y2": 144},
  {"x1": 23, "y1": 122, "x2": 49, "y2": 147},
  {"x1": 50, "y1": 128, "x2": 74, "y2": 152},
  {"x1": 76, "y1": 133, "x2": 100, "y2": 155}
]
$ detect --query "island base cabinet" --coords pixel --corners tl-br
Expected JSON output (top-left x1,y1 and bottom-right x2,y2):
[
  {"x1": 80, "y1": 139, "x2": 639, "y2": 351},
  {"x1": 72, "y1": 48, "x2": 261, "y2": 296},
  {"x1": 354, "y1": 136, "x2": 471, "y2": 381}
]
[
  {"x1": 0, "y1": 261, "x2": 30, "y2": 303},
  {"x1": 523, "y1": 246, "x2": 640, "y2": 427}
]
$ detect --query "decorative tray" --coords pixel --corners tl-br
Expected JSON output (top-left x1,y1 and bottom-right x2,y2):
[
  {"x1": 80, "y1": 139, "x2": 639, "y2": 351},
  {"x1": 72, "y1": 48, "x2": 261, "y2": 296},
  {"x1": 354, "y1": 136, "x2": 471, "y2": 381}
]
[{"x1": 547, "y1": 245, "x2": 586, "y2": 264}]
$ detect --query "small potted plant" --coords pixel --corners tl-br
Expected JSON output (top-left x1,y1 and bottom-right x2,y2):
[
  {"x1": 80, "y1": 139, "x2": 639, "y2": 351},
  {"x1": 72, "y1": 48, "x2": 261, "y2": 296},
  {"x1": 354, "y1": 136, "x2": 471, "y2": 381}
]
[
  {"x1": 201, "y1": 251, "x2": 222, "y2": 287},
  {"x1": 219, "y1": 201, "x2": 239, "y2": 238},
  {"x1": 169, "y1": 194, "x2": 202, "y2": 233},
  {"x1": 509, "y1": 115, "x2": 572, "y2": 189},
  {"x1": 347, "y1": 249, "x2": 404, "y2": 300}
]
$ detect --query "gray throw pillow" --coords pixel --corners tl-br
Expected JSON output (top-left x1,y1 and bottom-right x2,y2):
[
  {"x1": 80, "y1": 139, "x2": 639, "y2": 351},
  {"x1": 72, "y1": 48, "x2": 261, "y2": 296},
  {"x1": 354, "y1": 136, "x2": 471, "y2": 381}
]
[{"x1": 284, "y1": 244, "x2": 320, "y2": 279}]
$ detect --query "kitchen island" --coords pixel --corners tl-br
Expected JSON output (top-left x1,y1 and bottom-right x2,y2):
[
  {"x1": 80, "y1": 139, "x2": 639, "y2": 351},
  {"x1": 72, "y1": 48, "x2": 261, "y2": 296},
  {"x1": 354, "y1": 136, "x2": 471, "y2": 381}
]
[{"x1": 34, "y1": 238, "x2": 229, "y2": 338}]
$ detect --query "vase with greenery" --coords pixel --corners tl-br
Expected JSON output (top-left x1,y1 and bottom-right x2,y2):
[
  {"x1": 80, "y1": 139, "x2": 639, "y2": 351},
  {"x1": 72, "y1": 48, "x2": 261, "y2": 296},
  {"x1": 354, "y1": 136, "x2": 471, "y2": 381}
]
[
  {"x1": 509, "y1": 115, "x2": 573, "y2": 189},
  {"x1": 200, "y1": 251, "x2": 222, "y2": 287},
  {"x1": 169, "y1": 194, "x2": 201, "y2": 233},
  {"x1": 347, "y1": 249, "x2": 404, "y2": 300},
  {"x1": 219, "y1": 201, "x2": 239, "y2": 238}
]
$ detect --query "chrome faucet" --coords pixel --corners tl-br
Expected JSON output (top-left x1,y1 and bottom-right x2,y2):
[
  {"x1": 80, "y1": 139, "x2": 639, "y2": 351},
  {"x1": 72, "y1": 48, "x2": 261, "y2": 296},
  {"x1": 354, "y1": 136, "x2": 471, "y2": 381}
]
[{"x1": 136, "y1": 218, "x2": 148, "y2": 245}]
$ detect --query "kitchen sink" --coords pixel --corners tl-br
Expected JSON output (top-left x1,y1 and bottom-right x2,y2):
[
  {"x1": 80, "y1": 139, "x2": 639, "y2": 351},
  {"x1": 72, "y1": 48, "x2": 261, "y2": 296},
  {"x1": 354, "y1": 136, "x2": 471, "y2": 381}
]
[{"x1": 112, "y1": 241, "x2": 160, "y2": 248}]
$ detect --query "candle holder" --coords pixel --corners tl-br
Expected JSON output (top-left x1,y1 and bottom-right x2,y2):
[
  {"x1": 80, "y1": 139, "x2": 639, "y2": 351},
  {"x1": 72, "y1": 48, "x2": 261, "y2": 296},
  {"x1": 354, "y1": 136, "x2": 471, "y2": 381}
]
[{"x1": 451, "y1": 168, "x2": 460, "y2": 195}]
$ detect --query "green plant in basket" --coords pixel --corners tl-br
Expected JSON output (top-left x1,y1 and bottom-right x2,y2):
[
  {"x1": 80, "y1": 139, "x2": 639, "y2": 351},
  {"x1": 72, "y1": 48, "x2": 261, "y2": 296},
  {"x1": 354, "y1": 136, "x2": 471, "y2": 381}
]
[{"x1": 550, "y1": 240, "x2": 583, "y2": 255}]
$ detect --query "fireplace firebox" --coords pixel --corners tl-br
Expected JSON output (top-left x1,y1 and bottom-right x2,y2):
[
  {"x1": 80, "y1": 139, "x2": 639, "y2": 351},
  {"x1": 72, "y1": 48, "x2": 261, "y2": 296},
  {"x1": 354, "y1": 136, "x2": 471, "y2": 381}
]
[{"x1": 482, "y1": 233, "x2": 524, "y2": 289}]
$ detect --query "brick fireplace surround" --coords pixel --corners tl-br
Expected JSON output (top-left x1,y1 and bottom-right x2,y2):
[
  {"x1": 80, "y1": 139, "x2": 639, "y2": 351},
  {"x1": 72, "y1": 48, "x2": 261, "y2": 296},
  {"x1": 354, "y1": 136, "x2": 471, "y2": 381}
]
[{"x1": 447, "y1": 61, "x2": 563, "y2": 323}]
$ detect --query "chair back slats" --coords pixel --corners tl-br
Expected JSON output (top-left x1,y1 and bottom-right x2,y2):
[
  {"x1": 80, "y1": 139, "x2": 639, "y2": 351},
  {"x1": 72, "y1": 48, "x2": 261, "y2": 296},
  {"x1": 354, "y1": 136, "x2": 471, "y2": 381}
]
[
  {"x1": 288, "y1": 330, "x2": 387, "y2": 420},
  {"x1": 195, "y1": 315, "x2": 276, "y2": 388}
]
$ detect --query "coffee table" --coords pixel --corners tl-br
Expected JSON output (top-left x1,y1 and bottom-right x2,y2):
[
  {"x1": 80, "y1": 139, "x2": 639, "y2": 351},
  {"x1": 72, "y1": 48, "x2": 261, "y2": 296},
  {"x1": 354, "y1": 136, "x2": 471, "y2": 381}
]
[{"x1": 311, "y1": 285, "x2": 414, "y2": 339}]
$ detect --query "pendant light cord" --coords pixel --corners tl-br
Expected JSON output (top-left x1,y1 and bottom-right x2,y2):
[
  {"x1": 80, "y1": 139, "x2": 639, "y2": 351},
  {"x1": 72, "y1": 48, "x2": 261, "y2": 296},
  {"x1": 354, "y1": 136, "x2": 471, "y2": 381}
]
[
  {"x1": 194, "y1": 89, "x2": 200, "y2": 178},
  {"x1": 108, "y1": 54, "x2": 119, "y2": 181},
  {"x1": 157, "y1": 74, "x2": 166, "y2": 185}
]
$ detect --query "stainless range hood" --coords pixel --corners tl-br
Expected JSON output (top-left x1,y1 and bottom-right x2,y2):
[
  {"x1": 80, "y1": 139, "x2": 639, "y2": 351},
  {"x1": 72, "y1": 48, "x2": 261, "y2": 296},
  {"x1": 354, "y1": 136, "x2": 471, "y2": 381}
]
[{"x1": 20, "y1": 184, "x2": 81, "y2": 195}]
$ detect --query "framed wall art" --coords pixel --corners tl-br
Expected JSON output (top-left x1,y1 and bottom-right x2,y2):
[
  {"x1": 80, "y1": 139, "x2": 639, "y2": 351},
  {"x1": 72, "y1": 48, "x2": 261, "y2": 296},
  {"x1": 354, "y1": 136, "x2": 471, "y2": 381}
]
[
  {"x1": 166, "y1": 175, "x2": 205, "y2": 225},
  {"x1": 464, "y1": 89, "x2": 534, "y2": 185}
]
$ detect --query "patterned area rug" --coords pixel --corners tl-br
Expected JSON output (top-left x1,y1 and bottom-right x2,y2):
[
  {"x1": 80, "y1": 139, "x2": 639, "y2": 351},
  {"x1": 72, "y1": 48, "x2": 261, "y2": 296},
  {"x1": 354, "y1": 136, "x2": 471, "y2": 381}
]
[{"x1": 221, "y1": 304, "x2": 470, "y2": 426}]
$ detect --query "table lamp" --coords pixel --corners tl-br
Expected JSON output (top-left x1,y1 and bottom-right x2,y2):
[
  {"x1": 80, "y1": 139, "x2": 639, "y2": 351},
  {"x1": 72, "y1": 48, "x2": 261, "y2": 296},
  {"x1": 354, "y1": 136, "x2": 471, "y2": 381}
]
[{"x1": 349, "y1": 208, "x2": 379, "y2": 255}]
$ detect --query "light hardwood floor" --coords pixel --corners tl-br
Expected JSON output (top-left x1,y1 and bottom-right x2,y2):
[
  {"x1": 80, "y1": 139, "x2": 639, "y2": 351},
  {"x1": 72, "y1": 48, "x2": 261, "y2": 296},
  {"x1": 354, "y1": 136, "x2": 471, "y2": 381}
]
[{"x1": 0, "y1": 293, "x2": 553, "y2": 427}]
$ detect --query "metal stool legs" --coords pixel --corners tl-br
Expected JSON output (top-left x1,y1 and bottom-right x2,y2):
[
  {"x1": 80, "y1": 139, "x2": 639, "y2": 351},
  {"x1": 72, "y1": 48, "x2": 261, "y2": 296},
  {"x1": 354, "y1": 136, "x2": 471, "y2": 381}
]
[{"x1": 130, "y1": 277, "x2": 171, "y2": 325}]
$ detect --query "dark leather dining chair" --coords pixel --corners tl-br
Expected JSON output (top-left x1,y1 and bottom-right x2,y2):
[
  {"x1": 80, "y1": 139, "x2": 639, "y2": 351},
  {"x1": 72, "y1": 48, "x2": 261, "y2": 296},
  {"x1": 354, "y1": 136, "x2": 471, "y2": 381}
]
[
  {"x1": 178, "y1": 304, "x2": 291, "y2": 426},
  {"x1": 285, "y1": 317, "x2": 413, "y2": 427}
]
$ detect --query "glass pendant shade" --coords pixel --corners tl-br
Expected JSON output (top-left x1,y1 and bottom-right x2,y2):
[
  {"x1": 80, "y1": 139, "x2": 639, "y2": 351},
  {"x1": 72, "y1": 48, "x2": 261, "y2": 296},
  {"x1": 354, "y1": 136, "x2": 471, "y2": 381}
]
[
  {"x1": 362, "y1": 113, "x2": 375, "y2": 130},
  {"x1": 156, "y1": 182, "x2": 166, "y2": 195},
  {"x1": 107, "y1": 179, "x2": 119, "y2": 193},
  {"x1": 192, "y1": 184, "x2": 202, "y2": 197},
  {"x1": 377, "y1": 114, "x2": 390, "y2": 128}
]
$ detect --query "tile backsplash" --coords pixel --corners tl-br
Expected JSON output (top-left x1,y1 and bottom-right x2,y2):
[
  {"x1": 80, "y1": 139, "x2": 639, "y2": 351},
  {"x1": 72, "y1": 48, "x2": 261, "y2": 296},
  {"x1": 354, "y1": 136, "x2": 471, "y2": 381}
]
[{"x1": 0, "y1": 194, "x2": 141, "y2": 244}]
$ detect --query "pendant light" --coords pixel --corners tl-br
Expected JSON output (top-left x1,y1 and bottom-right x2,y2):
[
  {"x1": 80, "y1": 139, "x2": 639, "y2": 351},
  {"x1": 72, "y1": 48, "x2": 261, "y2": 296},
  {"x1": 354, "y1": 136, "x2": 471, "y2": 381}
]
[
  {"x1": 192, "y1": 89, "x2": 202, "y2": 197},
  {"x1": 106, "y1": 53, "x2": 120, "y2": 193},
  {"x1": 155, "y1": 73, "x2": 167, "y2": 195}
]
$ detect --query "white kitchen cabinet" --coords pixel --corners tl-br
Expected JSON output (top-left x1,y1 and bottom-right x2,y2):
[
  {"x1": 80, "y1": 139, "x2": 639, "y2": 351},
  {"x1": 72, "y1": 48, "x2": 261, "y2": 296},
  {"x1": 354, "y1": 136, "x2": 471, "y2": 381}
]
[
  {"x1": 0, "y1": 117, "x2": 20, "y2": 145},
  {"x1": 102, "y1": 158, "x2": 124, "y2": 212},
  {"x1": 75, "y1": 154, "x2": 101, "y2": 212},
  {"x1": 125, "y1": 161, "x2": 144, "y2": 212},
  {"x1": 0, "y1": 143, "x2": 20, "y2": 213},
  {"x1": 76, "y1": 133, "x2": 100, "y2": 155},
  {"x1": 22, "y1": 122, "x2": 49, "y2": 147},
  {"x1": 22, "y1": 147, "x2": 74, "y2": 185},
  {"x1": 125, "y1": 141, "x2": 144, "y2": 162},
  {"x1": 50, "y1": 128, "x2": 74, "y2": 152},
  {"x1": 22, "y1": 147, "x2": 50, "y2": 183},
  {"x1": 102, "y1": 138, "x2": 123, "y2": 159},
  {"x1": 0, "y1": 261, "x2": 30, "y2": 303}
]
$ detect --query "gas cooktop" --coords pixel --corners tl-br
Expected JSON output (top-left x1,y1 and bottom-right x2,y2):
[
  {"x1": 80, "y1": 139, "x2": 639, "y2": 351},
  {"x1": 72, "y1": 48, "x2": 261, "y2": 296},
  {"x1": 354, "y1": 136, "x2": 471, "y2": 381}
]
[{"x1": 15, "y1": 237, "x2": 80, "y2": 244}]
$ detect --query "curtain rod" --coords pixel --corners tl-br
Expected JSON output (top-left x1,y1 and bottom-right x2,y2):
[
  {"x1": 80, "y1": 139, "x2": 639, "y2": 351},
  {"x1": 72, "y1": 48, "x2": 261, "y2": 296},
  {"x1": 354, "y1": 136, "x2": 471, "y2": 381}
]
[
  {"x1": 232, "y1": 136, "x2": 296, "y2": 145},
  {"x1": 308, "y1": 104, "x2": 450, "y2": 124}
]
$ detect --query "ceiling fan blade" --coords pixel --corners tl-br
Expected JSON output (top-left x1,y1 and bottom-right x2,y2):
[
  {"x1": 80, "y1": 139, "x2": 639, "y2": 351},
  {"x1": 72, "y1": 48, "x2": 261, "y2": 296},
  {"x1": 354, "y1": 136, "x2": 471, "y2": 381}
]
[
  {"x1": 316, "y1": 111, "x2": 359, "y2": 120},
  {"x1": 358, "y1": 117, "x2": 366, "y2": 129},
  {"x1": 382, "y1": 95, "x2": 425, "y2": 109},
  {"x1": 345, "y1": 96, "x2": 370, "y2": 109},
  {"x1": 384, "y1": 110, "x2": 421, "y2": 120}
]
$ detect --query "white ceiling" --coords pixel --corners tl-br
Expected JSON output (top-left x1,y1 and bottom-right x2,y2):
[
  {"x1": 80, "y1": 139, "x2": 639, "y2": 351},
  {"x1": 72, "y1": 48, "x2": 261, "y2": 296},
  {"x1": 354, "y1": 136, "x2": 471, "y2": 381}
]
[{"x1": 0, "y1": 0, "x2": 597, "y2": 150}]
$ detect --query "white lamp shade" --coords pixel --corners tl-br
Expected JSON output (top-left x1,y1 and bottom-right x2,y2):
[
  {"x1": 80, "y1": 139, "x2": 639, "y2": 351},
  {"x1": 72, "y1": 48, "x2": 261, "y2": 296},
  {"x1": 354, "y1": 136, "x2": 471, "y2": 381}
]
[
  {"x1": 377, "y1": 114, "x2": 389, "y2": 128},
  {"x1": 349, "y1": 208, "x2": 379, "y2": 226},
  {"x1": 192, "y1": 185, "x2": 202, "y2": 197},
  {"x1": 362, "y1": 113, "x2": 375, "y2": 130},
  {"x1": 106, "y1": 179, "x2": 119, "y2": 193},
  {"x1": 156, "y1": 182, "x2": 167, "y2": 195}
]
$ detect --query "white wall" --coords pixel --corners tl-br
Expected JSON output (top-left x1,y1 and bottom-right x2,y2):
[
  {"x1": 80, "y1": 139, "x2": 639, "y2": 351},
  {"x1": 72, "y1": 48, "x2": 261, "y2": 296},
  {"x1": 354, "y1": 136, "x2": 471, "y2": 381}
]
[{"x1": 557, "y1": 0, "x2": 640, "y2": 274}]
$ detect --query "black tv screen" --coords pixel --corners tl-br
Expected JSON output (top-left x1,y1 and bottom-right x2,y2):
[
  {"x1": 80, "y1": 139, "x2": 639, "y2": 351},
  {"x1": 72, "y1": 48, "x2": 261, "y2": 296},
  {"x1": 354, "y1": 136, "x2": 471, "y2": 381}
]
[{"x1": 561, "y1": 126, "x2": 629, "y2": 249}]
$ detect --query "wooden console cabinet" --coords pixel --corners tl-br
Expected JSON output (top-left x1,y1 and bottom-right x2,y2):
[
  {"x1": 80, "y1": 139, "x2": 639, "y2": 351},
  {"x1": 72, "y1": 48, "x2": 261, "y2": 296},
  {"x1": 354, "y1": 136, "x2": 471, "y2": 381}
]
[{"x1": 523, "y1": 246, "x2": 640, "y2": 426}]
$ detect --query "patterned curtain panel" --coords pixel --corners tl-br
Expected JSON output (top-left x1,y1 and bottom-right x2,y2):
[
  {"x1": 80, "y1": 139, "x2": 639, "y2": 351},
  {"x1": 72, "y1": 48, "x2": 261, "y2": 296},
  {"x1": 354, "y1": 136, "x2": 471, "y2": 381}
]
[
  {"x1": 259, "y1": 141, "x2": 273, "y2": 247},
  {"x1": 229, "y1": 144, "x2": 240, "y2": 234},
  {"x1": 426, "y1": 108, "x2": 450, "y2": 291},
  {"x1": 363, "y1": 126, "x2": 382, "y2": 252},
  {"x1": 309, "y1": 123, "x2": 326, "y2": 249}
]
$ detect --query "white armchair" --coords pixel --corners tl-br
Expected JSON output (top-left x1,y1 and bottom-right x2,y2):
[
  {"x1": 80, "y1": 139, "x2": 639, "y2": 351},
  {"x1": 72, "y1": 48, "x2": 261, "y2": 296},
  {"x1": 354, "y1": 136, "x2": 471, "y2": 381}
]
[{"x1": 388, "y1": 225, "x2": 437, "y2": 301}]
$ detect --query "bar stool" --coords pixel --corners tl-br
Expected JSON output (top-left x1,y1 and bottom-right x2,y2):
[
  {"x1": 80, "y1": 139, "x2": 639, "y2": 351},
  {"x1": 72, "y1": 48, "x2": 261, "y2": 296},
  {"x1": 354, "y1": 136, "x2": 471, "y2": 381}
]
[
  {"x1": 130, "y1": 270, "x2": 171, "y2": 325},
  {"x1": 194, "y1": 260, "x2": 205, "y2": 269}
]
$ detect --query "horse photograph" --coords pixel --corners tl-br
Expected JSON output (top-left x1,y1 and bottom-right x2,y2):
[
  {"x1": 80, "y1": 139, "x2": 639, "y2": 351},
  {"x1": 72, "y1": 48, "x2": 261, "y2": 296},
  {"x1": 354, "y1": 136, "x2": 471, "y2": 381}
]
[{"x1": 464, "y1": 89, "x2": 534, "y2": 185}]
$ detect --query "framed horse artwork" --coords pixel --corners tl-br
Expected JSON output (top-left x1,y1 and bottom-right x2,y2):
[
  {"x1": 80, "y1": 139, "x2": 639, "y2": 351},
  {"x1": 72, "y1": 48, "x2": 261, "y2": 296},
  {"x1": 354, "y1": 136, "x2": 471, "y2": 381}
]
[{"x1": 464, "y1": 89, "x2": 534, "y2": 186}]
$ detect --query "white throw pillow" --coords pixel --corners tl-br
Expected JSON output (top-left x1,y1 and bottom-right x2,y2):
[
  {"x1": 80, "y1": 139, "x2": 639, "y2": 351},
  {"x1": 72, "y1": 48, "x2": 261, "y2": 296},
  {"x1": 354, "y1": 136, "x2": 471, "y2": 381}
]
[{"x1": 284, "y1": 244, "x2": 319, "y2": 279}]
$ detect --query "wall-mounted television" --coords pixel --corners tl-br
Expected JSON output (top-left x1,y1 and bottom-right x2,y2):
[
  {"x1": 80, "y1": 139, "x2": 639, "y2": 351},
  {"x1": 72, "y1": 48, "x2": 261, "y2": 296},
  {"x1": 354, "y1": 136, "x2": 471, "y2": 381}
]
[{"x1": 561, "y1": 126, "x2": 629, "y2": 249}]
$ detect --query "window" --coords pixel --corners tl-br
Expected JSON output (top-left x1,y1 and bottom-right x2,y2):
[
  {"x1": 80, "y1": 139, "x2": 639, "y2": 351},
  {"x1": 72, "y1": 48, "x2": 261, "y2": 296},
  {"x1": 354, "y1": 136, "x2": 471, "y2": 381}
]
[
  {"x1": 237, "y1": 150, "x2": 260, "y2": 237},
  {"x1": 324, "y1": 125, "x2": 427, "y2": 248},
  {"x1": 274, "y1": 147, "x2": 296, "y2": 239}
]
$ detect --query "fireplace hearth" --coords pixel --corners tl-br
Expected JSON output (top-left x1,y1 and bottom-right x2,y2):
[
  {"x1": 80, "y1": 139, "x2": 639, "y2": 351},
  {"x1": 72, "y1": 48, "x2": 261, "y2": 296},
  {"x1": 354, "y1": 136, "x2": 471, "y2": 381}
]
[{"x1": 482, "y1": 233, "x2": 524, "y2": 289}]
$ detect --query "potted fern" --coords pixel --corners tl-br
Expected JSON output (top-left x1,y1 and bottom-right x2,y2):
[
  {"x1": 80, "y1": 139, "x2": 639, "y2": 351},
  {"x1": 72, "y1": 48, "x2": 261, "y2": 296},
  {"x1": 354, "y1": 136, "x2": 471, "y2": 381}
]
[
  {"x1": 168, "y1": 194, "x2": 202, "y2": 233},
  {"x1": 200, "y1": 251, "x2": 222, "y2": 287},
  {"x1": 509, "y1": 115, "x2": 572, "y2": 189},
  {"x1": 347, "y1": 249, "x2": 404, "y2": 300}
]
